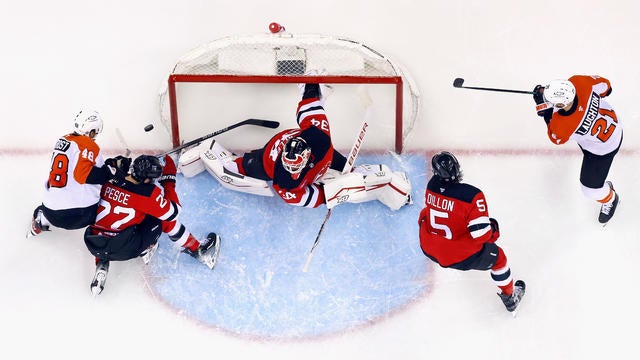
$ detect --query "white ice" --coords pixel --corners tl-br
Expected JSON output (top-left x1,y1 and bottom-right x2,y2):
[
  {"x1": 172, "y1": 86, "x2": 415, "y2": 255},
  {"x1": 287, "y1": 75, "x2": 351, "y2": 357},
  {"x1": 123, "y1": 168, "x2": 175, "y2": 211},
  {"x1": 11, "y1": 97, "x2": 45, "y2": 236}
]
[{"x1": 1, "y1": 1, "x2": 639, "y2": 359}]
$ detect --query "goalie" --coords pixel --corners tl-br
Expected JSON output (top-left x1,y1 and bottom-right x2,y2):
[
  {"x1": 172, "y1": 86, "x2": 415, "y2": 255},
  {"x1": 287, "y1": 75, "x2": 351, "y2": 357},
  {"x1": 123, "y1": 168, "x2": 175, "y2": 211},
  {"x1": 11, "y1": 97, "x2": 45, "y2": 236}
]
[{"x1": 178, "y1": 81, "x2": 412, "y2": 211}]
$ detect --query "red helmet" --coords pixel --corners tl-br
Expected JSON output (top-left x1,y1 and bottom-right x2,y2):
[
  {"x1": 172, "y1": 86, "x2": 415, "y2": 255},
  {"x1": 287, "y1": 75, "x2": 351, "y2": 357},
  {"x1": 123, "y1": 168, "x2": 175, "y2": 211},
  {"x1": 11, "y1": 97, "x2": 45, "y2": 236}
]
[{"x1": 281, "y1": 137, "x2": 311, "y2": 179}]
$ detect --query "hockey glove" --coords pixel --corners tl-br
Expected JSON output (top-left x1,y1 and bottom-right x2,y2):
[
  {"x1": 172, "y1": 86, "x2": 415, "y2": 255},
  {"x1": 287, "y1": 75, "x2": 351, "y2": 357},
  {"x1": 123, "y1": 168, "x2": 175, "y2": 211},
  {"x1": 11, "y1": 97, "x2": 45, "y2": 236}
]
[
  {"x1": 533, "y1": 84, "x2": 553, "y2": 118},
  {"x1": 104, "y1": 155, "x2": 132, "y2": 179},
  {"x1": 159, "y1": 154, "x2": 177, "y2": 186},
  {"x1": 488, "y1": 217, "x2": 500, "y2": 242},
  {"x1": 532, "y1": 85, "x2": 545, "y2": 104}
]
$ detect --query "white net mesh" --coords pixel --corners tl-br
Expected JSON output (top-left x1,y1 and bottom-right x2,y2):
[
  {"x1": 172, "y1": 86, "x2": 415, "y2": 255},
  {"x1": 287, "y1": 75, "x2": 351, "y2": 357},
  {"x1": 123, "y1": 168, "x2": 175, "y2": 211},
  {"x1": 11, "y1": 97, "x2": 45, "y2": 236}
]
[{"x1": 158, "y1": 31, "x2": 421, "y2": 153}]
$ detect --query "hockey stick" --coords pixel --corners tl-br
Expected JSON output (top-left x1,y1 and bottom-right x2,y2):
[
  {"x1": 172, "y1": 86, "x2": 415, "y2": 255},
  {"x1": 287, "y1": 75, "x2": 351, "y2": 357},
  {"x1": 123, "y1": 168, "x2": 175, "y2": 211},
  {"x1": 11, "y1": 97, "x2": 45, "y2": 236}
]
[
  {"x1": 453, "y1": 78, "x2": 534, "y2": 94},
  {"x1": 302, "y1": 86, "x2": 371, "y2": 272},
  {"x1": 115, "y1": 128, "x2": 132, "y2": 157},
  {"x1": 156, "y1": 118, "x2": 280, "y2": 157}
]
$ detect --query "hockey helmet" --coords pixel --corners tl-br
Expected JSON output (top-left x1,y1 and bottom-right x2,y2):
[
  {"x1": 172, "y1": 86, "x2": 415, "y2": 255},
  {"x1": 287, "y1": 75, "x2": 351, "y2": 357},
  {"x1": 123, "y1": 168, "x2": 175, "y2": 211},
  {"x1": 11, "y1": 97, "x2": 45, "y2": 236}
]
[
  {"x1": 431, "y1": 151, "x2": 462, "y2": 183},
  {"x1": 544, "y1": 80, "x2": 576, "y2": 108},
  {"x1": 131, "y1": 155, "x2": 163, "y2": 182},
  {"x1": 73, "y1": 109, "x2": 103, "y2": 138},
  {"x1": 281, "y1": 136, "x2": 311, "y2": 179}
]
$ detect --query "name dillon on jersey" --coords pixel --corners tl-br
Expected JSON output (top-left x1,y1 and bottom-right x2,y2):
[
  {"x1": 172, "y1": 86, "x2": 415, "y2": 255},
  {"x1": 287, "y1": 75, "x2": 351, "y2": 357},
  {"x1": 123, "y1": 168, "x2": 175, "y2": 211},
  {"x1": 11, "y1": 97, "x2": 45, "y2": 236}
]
[{"x1": 426, "y1": 193, "x2": 455, "y2": 212}]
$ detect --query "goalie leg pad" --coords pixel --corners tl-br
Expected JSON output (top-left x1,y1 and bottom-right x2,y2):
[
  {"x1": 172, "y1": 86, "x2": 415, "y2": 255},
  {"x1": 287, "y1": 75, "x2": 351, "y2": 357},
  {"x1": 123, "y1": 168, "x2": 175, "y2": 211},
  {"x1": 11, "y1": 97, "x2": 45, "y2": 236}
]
[
  {"x1": 354, "y1": 164, "x2": 412, "y2": 210},
  {"x1": 178, "y1": 142, "x2": 210, "y2": 178},
  {"x1": 200, "y1": 147, "x2": 274, "y2": 197},
  {"x1": 377, "y1": 171, "x2": 412, "y2": 210},
  {"x1": 322, "y1": 172, "x2": 367, "y2": 209}
]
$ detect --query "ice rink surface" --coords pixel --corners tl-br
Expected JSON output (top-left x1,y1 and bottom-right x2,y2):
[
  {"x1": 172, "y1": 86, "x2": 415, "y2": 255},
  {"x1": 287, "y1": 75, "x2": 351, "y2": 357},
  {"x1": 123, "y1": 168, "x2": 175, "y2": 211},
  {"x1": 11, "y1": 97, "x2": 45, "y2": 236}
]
[
  {"x1": 2, "y1": 0, "x2": 640, "y2": 359},
  {"x1": 2, "y1": 150, "x2": 638, "y2": 360}
]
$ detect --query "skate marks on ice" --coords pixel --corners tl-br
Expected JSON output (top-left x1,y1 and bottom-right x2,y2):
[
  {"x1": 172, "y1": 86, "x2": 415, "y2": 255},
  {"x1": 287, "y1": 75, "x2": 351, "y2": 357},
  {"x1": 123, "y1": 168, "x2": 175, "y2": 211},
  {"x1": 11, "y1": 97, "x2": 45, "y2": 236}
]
[{"x1": 143, "y1": 153, "x2": 432, "y2": 340}]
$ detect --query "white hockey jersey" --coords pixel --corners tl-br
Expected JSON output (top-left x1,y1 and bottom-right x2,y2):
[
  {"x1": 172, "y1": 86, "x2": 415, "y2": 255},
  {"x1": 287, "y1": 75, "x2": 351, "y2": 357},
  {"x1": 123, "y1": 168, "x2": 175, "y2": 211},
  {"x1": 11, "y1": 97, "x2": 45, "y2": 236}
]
[
  {"x1": 42, "y1": 134, "x2": 105, "y2": 210},
  {"x1": 546, "y1": 75, "x2": 622, "y2": 155}
]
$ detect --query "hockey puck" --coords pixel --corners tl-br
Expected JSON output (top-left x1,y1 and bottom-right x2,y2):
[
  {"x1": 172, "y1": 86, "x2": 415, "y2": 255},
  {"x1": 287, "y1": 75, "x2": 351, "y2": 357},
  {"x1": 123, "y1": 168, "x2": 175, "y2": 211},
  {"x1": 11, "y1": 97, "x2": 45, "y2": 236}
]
[{"x1": 144, "y1": 124, "x2": 154, "y2": 132}]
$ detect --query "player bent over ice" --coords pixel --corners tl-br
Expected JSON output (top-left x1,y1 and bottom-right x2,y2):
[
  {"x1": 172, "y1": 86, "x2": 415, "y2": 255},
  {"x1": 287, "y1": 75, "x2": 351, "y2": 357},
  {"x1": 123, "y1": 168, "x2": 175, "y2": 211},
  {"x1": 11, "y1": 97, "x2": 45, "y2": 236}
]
[
  {"x1": 83, "y1": 154, "x2": 220, "y2": 296},
  {"x1": 27, "y1": 109, "x2": 130, "y2": 238},
  {"x1": 178, "y1": 81, "x2": 412, "y2": 211},
  {"x1": 418, "y1": 152, "x2": 525, "y2": 312}
]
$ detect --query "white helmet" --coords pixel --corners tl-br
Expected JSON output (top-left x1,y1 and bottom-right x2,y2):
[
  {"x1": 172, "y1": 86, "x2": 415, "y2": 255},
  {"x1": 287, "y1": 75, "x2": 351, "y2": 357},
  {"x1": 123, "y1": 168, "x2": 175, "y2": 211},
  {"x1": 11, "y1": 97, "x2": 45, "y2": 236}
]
[
  {"x1": 544, "y1": 80, "x2": 576, "y2": 107},
  {"x1": 73, "y1": 109, "x2": 103, "y2": 137}
]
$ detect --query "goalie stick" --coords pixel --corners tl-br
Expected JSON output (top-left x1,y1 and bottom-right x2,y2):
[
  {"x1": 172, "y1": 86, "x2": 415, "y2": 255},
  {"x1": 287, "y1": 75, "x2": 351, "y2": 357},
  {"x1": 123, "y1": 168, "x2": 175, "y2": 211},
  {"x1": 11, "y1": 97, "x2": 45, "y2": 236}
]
[
  {"x1": 302, "y1": 86, "x2": 371, "y2": 272},
  {"x1": 156, "y1": 118, "x2": 280, "y2": 157},
  {"x1": 453, "y1": 77, "x2": 534, "y2": 94}
]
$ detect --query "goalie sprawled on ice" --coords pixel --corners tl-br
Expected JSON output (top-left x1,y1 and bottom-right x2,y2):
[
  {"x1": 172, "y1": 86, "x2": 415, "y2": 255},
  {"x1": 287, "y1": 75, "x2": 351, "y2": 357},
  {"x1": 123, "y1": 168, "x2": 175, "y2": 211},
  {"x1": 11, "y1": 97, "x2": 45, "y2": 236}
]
[{"x1": 177, "y1": 81, "x2": 412, "y2": 211}]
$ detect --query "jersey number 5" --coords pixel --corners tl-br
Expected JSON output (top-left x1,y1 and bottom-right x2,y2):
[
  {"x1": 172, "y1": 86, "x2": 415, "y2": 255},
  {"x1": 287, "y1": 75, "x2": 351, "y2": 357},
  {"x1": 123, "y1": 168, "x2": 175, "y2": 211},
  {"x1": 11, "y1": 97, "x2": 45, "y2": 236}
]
[{"x1": 430, "y1": 209, "x2": 452, "y2": 240}]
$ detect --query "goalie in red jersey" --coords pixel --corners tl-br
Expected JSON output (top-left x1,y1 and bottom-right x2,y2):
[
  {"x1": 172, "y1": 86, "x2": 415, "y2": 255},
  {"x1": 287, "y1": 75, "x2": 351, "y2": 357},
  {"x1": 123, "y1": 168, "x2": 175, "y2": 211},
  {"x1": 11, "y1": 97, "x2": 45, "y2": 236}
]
[
  {"x1": 83, "y1": 154, "x2": 221, "y2": 295},
  {"x1": 418, "y1": 151, "x2": 525, "y2": 312},
  {"x1": 179, "y1": 80, "x2": 412, "y2": 211}
]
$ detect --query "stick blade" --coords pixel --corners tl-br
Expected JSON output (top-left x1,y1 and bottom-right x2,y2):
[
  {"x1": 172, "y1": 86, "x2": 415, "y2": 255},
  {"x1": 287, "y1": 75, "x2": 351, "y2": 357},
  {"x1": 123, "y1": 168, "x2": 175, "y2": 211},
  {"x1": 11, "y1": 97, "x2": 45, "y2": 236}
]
[
  {"x1": 246, "y1": 118, "x2": 280, "y2": 128},
  {"x1": 453, "y1": 78, "x2": 465, "y2": 88}
]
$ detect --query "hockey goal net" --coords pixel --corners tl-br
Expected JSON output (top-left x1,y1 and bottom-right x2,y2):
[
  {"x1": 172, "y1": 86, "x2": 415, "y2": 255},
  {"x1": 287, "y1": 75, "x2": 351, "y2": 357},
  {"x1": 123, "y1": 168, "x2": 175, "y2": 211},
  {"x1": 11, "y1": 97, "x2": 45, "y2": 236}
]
[{"x1": 158, "y1": 30, "x2": 421, "y2": 154}]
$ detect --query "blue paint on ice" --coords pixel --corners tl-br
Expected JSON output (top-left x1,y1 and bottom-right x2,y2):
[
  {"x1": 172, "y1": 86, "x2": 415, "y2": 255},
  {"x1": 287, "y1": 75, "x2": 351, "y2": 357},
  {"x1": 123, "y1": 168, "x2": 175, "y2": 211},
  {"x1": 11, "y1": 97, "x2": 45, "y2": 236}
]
[{"x1": 145, "y1": 153, "x2": 431, "y2": 339}]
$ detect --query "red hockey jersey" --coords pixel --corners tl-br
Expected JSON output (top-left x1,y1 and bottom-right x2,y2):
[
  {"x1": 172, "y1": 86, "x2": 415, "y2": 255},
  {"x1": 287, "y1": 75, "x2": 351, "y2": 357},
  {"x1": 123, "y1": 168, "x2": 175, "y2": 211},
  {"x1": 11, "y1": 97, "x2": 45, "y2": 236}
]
[
  {"x1": 261, "y1": 97, "x2": 336, "y2": 208},
  {"x1": 419, "y1": 177, "x2": 494, "y2": 267},
  {"x1": 90, "y1": 179, "x2": 180, "y2": 236}
]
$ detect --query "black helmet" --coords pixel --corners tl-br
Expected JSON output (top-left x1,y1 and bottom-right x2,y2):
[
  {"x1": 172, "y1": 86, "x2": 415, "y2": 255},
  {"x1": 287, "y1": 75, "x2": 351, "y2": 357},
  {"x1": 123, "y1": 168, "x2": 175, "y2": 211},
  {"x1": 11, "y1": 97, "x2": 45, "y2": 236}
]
[
  {"x1": 130, "y1": 155, "x2": 163, "y2": 182},
  {"x1": 281, "y1": 137, "x2": 311, "y2": 178},
  {"x1": 431, "y1": 151, "x2": 462, "y2": 183}
]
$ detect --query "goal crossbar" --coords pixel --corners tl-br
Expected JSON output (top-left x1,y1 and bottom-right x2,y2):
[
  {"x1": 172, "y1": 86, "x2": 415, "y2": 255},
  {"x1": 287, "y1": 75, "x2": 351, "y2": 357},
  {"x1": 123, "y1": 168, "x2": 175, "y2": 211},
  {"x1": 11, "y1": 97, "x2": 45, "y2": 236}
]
[{"x1": 167, "y1": 74, "x2": 404, "y2": 153}]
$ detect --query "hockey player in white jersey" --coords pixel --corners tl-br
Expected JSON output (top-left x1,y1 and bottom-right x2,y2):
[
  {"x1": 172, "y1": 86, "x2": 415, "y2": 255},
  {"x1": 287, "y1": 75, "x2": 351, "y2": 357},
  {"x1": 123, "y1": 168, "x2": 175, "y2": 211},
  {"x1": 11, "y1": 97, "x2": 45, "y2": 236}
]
[
  {"x1": 532, "y1": 75, "x2": 622, "y2": 224},
  {"x1": 27, "y1": 109, "x2": 130, "y2": 237}
]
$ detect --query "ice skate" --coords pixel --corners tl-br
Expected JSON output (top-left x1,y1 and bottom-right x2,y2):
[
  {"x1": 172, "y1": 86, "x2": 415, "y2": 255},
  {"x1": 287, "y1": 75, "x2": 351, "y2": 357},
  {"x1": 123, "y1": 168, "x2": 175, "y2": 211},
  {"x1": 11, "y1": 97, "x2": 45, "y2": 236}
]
[
  {"x1": 498, "y1": 280, "x2": 526, "y2": 312},
  {"x1": 182, "y1": 233, "x2": 221, "y2": 269},
  {"x1": 141, "y1": 242, "x2": 159, "y2": 265},
  {"x1": 90, "y1": 260, "x2": 110, "y2": 296},
  {"x1": 598, "y1": 181, "x2": 619, "y2": 225},
  {"x1": 26, "y1": 211, "x2": 50, "y2": 238}
]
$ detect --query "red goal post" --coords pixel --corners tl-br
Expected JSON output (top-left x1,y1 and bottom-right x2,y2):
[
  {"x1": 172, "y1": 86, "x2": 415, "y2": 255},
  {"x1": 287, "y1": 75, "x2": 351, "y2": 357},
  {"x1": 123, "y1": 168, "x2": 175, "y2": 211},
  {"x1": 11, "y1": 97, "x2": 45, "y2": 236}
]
[{"x1": 159, "y1": 31, "x2": 420, "y2": 154}]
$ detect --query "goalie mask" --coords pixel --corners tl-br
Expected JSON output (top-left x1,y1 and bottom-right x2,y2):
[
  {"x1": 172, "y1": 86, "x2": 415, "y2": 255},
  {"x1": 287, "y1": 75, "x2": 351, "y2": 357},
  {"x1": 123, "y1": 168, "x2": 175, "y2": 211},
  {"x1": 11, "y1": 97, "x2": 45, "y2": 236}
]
[
  {"x1": 281, "y1": 137, "x2": 311, "y2": 179},
  {"x1": 431, "y1": 151, "x2": 462, "y2": 183},
  {"x1": 73, "y1": 109, "x2": 103, "y2": 138}
]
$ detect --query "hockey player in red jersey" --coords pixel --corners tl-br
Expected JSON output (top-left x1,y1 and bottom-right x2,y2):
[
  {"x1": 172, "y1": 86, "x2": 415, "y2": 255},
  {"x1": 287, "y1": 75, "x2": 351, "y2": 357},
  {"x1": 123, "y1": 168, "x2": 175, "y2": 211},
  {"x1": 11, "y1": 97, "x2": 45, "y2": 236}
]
[
  {"x1": 183, "y1": 81, "x2": 412, "y2": 211},
  {"x1": 83, "y1": 154, "x2": 220, "y2": 295},
  {"x1": 224, "y1": 82, "x2": 347, "y2": 208},
  {"x1": 418, "y1": 151, "x2": 525, "y2": 312},
  {"x1": 27, "y1": 109, "x2": 130, "y2": 238},
  {"x1": 533, "y1": 75, "x2": 622, "y2": 224}
]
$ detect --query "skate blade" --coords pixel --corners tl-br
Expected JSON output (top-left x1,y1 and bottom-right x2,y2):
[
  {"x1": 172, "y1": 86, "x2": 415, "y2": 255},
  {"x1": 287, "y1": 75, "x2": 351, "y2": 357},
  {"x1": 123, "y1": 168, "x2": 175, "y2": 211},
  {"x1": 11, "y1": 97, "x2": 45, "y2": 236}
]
[
  {"x1": 91, "y1": 286, "x2": 103, "y2": 296},
  {"x1": 202, "y1": 240, "x2": 221, "y2": 270}
]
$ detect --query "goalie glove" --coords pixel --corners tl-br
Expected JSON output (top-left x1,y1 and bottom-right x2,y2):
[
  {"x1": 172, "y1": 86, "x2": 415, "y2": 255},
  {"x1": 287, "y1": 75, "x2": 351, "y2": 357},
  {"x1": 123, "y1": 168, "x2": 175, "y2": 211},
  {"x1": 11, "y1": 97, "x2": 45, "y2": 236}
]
[{"x1": 298, "y1": 69, "x2": 333, "y2": 101}]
